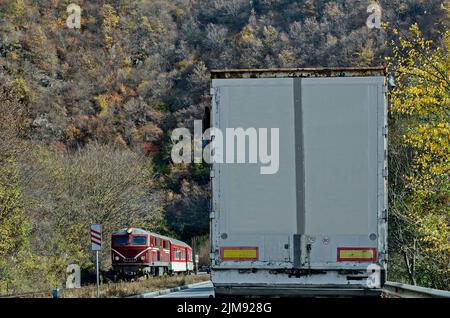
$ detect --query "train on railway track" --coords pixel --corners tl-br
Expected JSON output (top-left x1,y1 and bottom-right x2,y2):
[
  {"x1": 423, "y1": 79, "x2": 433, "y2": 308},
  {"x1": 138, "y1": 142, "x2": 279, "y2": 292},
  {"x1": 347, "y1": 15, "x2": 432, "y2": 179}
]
[{"x1": 111, "y1": 228, "x2": 194, "y2": 278}]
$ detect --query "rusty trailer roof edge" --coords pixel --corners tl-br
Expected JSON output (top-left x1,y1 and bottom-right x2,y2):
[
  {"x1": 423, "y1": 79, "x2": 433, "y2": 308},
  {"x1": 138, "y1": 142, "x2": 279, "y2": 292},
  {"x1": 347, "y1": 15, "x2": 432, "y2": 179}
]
[{"x1": 210, "y1": 66, "x2": 386, "y2": 79}]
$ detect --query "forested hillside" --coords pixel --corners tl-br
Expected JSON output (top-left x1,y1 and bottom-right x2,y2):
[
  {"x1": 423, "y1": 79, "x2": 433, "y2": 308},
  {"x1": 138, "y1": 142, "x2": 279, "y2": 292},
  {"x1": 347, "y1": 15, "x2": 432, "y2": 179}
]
[{"x1": 0, "y1": 0, "x2": 448, "y2": 293}]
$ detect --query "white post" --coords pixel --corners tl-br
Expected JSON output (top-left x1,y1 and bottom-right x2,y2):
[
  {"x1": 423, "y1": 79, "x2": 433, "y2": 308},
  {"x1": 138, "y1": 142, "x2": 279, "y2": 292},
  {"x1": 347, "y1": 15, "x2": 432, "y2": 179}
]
[{"x1": 96, "y1": 250, "x2": 100, "y2": 298}]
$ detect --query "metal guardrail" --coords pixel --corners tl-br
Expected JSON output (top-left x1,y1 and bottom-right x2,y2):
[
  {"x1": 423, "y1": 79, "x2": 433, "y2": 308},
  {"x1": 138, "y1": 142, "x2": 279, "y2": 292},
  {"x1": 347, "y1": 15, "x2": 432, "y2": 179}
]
[{"x1": 383, "y1": 281, "x2": 450, "y2": 298}]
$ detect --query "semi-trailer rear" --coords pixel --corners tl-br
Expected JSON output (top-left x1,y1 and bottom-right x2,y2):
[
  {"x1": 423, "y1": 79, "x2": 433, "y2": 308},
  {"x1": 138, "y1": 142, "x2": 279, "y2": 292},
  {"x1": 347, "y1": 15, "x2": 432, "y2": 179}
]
[{"x1": 209, "y1": 67, "x2": 388, "y2": 297}]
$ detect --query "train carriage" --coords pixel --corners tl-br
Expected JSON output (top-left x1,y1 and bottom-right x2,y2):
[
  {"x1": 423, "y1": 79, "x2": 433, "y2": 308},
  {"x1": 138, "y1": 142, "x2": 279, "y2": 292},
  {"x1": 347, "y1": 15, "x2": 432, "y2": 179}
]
[{"x1": 111, "y1": 228, "x2": 193, "y2": 278}]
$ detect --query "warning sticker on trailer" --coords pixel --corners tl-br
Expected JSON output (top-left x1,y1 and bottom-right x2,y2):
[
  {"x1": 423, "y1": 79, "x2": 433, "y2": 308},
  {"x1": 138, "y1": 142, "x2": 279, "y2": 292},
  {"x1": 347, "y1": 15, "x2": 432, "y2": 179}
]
[
  {"x1": 220, "y1": 247, "x2": 259, "y2": 261},
  {"x1": 337, "y1": 248, "x2": 376, "y2": 262}
]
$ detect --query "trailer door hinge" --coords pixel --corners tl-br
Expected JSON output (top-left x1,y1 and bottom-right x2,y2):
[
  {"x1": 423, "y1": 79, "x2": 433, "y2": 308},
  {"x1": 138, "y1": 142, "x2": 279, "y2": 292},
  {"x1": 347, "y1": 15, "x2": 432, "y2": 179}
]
[
  {"x1": 210, "y1": 212, "x2": 215, "y2": 219},
  {"x1": 210, "y1": 170, "x2": 215, "y2": 178},
  {"x1": 383, "y1": 126, "x2": 388, "y2": 137},
  {"x1": 210, "y1": 88, "x2": 215, "y2": 96},
  {"x1": 380, "y1": 209, "x2": 388, "y2": 221},
  {"x1": 383, "y1": 167, "x2": 388, "y2": 178}
]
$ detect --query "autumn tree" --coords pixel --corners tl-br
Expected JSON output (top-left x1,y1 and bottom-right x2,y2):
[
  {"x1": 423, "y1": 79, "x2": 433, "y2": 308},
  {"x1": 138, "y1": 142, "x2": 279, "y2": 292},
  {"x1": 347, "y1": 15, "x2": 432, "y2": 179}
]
[
  {"x1": 21, "y1": 143, "x2": 165, "y2": 273},
  {"x1": 388, "y1": 24, "x2": 449, "y2": 289},
  {"x1": 0, "y1": 85, "x2": 35, "y2": 295},
  {"x1": 101, "y1": 4, "x2": 120, "y2": 50}
]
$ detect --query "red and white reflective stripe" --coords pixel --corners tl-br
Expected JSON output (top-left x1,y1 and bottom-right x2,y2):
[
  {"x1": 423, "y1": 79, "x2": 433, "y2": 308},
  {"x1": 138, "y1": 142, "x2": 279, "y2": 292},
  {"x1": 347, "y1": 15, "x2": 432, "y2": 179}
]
[
  {"x1": 91, "y1": 234, "x2": 101, "y2": 243},
  {"x1": 91, "y1": 228, "x2": 101, "y2": 236},
  {"x1": 91, "y1": 239, "x2": 101, "y2": 246},
  {"x1": 90, "y1": 225, "x2": 102, "y2": 250},
  {"x1": 91, "y1": 233, "x2": 101, "y2": 246}
]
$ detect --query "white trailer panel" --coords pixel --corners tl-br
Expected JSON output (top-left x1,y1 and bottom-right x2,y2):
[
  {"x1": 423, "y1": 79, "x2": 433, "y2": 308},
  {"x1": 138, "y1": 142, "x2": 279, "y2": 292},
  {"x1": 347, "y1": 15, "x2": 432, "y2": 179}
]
[{"x1": 212, "y1": 78, "x2": 297, "y2": 265}]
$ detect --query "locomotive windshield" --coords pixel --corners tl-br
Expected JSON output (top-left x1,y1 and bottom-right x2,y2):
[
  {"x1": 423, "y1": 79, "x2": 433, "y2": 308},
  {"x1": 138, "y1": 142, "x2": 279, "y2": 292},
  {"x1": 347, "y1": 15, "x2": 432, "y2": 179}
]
[
  {"x1": 131, "y1": 236, "x2": 147, "y2": 245},
  {"x1": 112, "y1": 236, "x2": 128, "y2": 246}
]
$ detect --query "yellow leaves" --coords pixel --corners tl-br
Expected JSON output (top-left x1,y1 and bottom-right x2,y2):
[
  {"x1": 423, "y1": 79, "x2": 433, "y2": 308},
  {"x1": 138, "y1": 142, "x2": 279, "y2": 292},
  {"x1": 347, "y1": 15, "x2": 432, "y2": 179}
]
[
  {"x1": 117, "y1": 83, "x2": 127, "y2": 96},
  {"x1": 416, "y1": 214, "x2": 450, "y2": 254},
  {"x1": 0, "y1": 158, "x2": 30, "y2": 276},
  {"x1": 9, "y1": 78, "x2": 30, "y2": 102},
  {"x1": 404, "y1": 120, "x2": 450, "y2": 193},
  {"x1": 101, "y1": 4, "x2": 120, "y2": 50},
  {"x1": 0, "y1": 220, "x2": 15, "y2": 257},
  {"x1": 151, "y1": 18, "x2": 165, "y2": 34},
  {"x1": 240, "y1": 25, "x2": 257, "y2": 45},
  {"x1": 122, "y1": 56, "x2": 132, "y2": 68},
  {"x1": 392, "y1": 84, "x2": 449, "y2": 117},
  {"x1": 94, "y1": 90, "x2": 125, "y2": 114},
  {"x1": 94, "y1": 94, "x2": 109, "y2": 113},
  {"x1": 176, "y1": 59, "x2": 191, "y2": 72},
  {"x1": 101, "y1": 5, "x2": 120, "y2": 29},
  {"x1": 263, "y1": 25, "x2": 278, "y2": 39},
  {"x1": 278, "y1": 49, "x2": 295, "y2": 67},
  {"x1": 24, "y1": 25, "x2": 58, "y2": 73},
  {"x1": 7, "y1": 0, "x2": 25, "y2": 21},
  {"x1": 104, "y1": 35, "x2": 114, "y2": 51},
  {"x1": 29, "y1": 26, "x2": 47, "y2": 44},
  {"x1": 114, "y1": 134, "x2": 127, "y2": 148},
  {"x1": 139, "y1": 16, "x2": 166, "y2": 35},
  {"x1": 6, "y1": 50, "x2": 19, "y2": 62},
  {"x1": 140, "y1": 16, "x2": 154, "y2": 34},
  {"x1": 7, "y1": 77, "x2": 33, "y2": 105},
  {"x1": 65, "y1": 125, "x2": 81, "y2": 141},
  {"x1": 357, "y1": 43, "x2": 375, "y2": 67},
  {"x1": 389, "y1": 23, "x2": 450, "y2": 257}
]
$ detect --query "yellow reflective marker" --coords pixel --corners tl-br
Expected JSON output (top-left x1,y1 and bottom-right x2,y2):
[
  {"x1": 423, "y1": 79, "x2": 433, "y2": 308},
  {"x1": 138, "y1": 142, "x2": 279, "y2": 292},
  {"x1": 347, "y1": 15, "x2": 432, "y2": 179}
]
[
  {"x1": 337, "y1": 248, "x2": 376, "y2": 262},
  {"x1": 221, "y1": 247, "x2": 259, "y2": 261}
]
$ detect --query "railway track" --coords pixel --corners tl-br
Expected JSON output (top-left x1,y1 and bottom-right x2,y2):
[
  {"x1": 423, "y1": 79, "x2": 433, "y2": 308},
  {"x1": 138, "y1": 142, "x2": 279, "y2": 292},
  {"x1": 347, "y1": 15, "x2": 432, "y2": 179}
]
[
  {"x1": 0, "y1": 272, "x2": 210, "y2": 298},
  {"x1": 1, "y1": 291, "x2": 52, "y2": 298}
]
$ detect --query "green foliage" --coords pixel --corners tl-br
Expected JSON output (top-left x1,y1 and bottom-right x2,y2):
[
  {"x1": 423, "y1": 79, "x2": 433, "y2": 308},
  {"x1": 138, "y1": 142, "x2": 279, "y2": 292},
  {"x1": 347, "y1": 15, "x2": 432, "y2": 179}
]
[
  {"x1": 9, "y1": 78, "x2": 30, "y2": 103},
  {"x1": 6, "y1": 0, "x2": 25, "y2": 23},
  {"x1": 388, "y1": 24, "x2": 450, "y2": 289},
  {"x1": 166, "y1": 179, "x2": 210, "y2": 240},
  {"x1": 0, "y1": 159, "x2": 33, "y2": 294}
]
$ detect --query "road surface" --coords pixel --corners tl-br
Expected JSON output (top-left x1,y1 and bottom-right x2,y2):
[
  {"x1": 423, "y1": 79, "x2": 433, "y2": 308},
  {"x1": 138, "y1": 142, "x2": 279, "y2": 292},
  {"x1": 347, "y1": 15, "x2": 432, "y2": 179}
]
[
  {"x1": 151, "y1": 279, "x2": 450, "y2": 298},
  {"x1": 156, "y1": 281, "x2": 214, "y2": 298}
]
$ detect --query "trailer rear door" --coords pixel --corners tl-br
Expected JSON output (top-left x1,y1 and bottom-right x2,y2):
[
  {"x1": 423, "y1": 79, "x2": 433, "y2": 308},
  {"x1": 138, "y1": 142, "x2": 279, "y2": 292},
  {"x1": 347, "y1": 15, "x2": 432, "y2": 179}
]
[
  {"x1": 298, "y1": 77, "x2": 385, "y2": 269},
  {"x1": 211, "y1": 75, "x2": 387, "y2": 270},
  {"x1": 212, "y1": 78, "x2": 297, "y2": 266}
]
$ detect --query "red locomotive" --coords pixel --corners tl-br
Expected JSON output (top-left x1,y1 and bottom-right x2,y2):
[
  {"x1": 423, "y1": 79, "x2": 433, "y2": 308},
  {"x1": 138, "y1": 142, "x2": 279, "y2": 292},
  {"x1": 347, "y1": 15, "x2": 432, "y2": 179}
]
[{"x1": 111, "y1": 228, "x2": 194, "y2": 278}]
